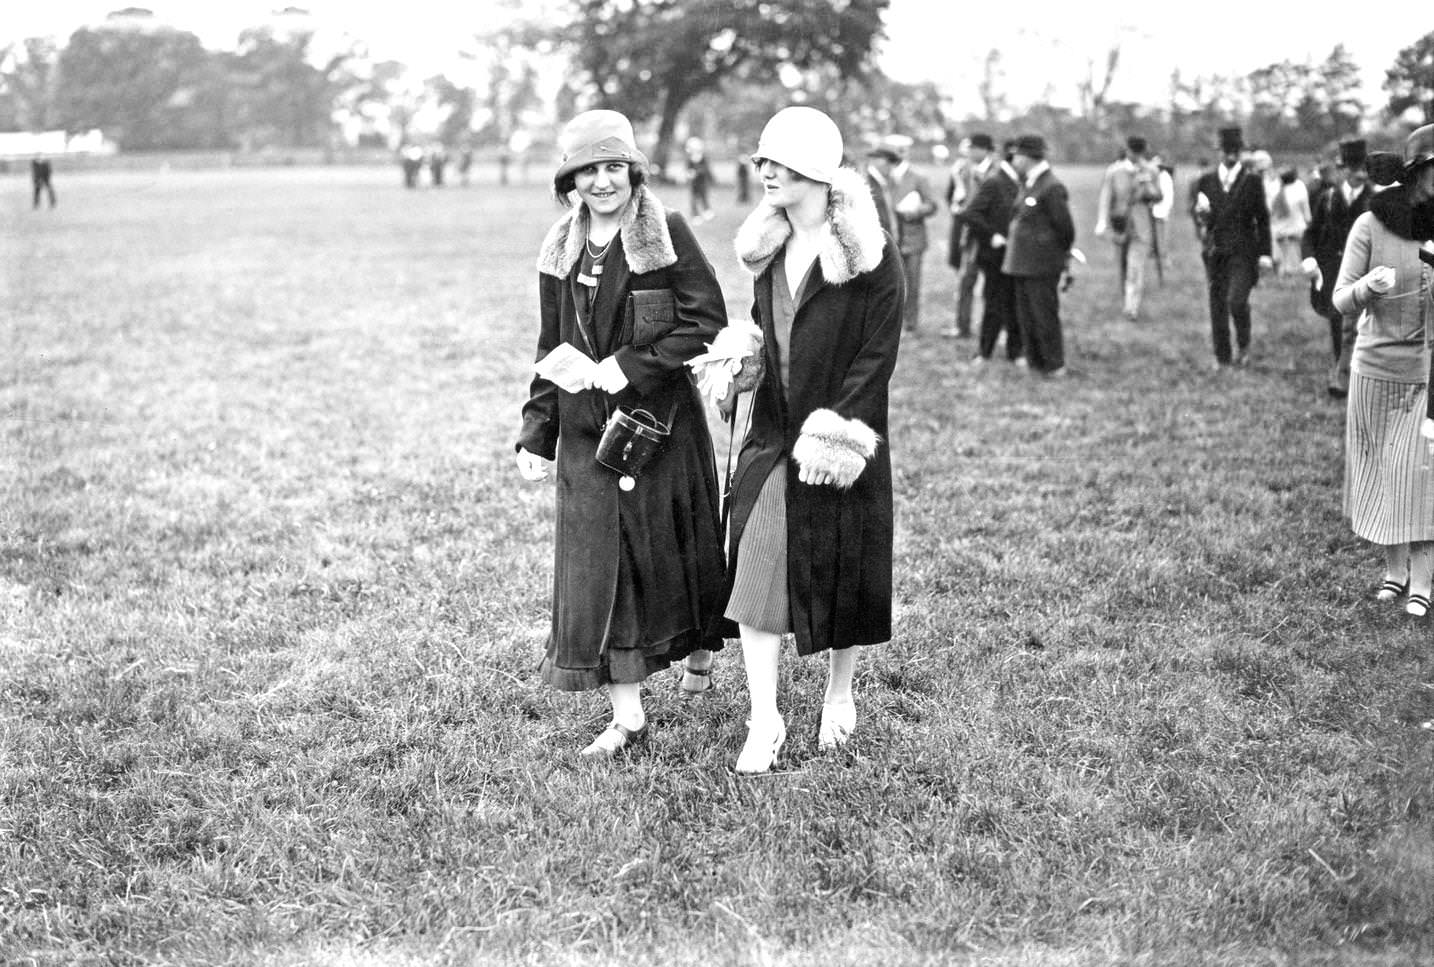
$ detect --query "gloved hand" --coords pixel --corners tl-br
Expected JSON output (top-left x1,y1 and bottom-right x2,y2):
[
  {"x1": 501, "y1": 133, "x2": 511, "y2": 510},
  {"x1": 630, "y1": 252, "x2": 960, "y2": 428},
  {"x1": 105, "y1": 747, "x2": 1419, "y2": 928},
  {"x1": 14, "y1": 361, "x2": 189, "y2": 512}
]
[
  {"x1": 589, "y1": 356, "x2": 630, "y2": 394},
  {"x1": 1365, "y1": 265, "x2": 1396, "y2": 295},
  {"x1": 1258, "y1": 255, "x2": 1274, "y2": 273},
  {"x1": 991, "y1": 233, "x2": 1006, "y2": 249},
  {"x1": 1301, "y1": 257, "x2": 1323, "y2": 291},
  {"x1": 516, "y1": 448, "x2": 549, "y2": 481}
]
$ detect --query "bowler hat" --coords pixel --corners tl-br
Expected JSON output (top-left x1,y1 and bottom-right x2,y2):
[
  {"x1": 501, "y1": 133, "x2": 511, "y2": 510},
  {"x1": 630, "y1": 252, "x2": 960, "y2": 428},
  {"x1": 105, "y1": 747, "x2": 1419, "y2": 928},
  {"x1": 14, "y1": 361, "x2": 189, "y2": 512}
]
[
  {"x1": 969, "y1": 133, "x2": 994, "y2": 151},
  {"x1": 554, "y1": 110, "x2": 648, "y2": 182},
  {"x1": 1014, "y1": 134, "x2": 1046, "y2": 159},
  {"x1": 1405, "y1": 123, "x2": 1434, "y2": 178},
  {"x1": 865, "y1": 144, "x2": 901, "y2": 163},
  {"x1": 1338, "y1": 139, "x2": 1367, "y2": 169},
  {"x1": 1218, "y1": 127, "x2": 1243, "y2": 153},
  {"x1": 1126, "y1": 135, "x2": 1148, "y2": 154},
  {"x1": 1366, "y1": 152, "x2": 1403, "y2": 187}
]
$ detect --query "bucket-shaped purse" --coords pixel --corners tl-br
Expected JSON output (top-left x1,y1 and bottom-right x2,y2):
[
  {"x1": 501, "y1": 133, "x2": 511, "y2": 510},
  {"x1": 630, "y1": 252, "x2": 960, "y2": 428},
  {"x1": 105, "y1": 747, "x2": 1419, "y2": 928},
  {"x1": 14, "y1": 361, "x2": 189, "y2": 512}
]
[{"x1": 596, "y1": 406, "x2": 671, "y2": 490}]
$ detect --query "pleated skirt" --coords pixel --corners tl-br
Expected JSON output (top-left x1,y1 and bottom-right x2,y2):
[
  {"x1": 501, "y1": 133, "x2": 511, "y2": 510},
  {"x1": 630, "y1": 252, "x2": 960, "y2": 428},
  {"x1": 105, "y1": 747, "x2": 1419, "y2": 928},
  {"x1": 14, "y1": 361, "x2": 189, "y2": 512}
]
[
  {"x1": 1344, "y1": 372, "x2": 1434, "y2": 545},
  {"x1": 723, "y1": 460, "x2": 792, "y2": 633}
]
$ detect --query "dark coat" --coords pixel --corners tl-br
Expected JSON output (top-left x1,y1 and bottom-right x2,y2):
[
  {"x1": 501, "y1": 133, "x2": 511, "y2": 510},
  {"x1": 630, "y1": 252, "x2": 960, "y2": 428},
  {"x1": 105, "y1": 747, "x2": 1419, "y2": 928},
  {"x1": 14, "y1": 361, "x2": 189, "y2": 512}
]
[
  {"x1": 1302, "y1": 180, "x2": 1372, "y2": 316},
  {"x1": 517, "y1": 186, "x2": 727, "y2": 684},
  {"x1": 1194, "y1": 165, "x2": 1272, "y2": 261},
  {"x1": 719, "y1": 167, "x2": 905, "y2": 655},
  {"x1": 1002, "y1": 166, "x2": 1075, "y2": 278},
  {"x1": 958, "y1": 162, "x2": 1020, "y2": 270}
]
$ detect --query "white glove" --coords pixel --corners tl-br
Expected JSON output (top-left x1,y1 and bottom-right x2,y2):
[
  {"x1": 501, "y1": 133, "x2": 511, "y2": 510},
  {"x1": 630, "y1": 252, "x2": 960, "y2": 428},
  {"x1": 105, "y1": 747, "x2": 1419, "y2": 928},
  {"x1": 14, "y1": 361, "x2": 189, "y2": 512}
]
[
  {"x1": 1300, "y1": 257, "x2": 1319, "y2": 277},
  {"x1": 589, "y1": 356, "x2": 630, "y2": 394},
  {"x1": 1258, "y1": 255, "x2": 1274, "y2": 272},
  {"x1": 516, "y1": 448, "x2": 549, "y2": 481},
  {"x1": 1194, "y1": 192, "x2": 1211, "y2": 214},
  {"x1": 1422, "y1": 418, "x2": 1434, "y2": 441},
  {"x1": 991, "y1": 233, "x2": 1006, "y2": 249},
  {"x1": 1365, "y1": 265, "x2": 1396, "y2": 295}
]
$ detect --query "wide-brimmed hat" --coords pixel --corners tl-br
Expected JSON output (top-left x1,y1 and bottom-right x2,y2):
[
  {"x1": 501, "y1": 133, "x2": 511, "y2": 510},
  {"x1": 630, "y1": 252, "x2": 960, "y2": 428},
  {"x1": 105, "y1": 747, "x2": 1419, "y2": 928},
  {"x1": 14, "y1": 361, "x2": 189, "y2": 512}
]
[
  {"x1": 1013, "y1": 135, "x2": 1046, "y2": 160},
  {"x1": 1405, "y1": 123, "x2": 1434, "y2": 178},
  {"x1": 1218, "y1": 127, "x2": 1244, "y2": 153},
  {"x1": 554, "y1": 110, "x2": 648, "y2": 182},
  {"x1": 753, "y1": 107, "x2": 843, "y2": 184},
  {"x1": 1338, "y1": 139, "x2": 1367, "y2": 169}
]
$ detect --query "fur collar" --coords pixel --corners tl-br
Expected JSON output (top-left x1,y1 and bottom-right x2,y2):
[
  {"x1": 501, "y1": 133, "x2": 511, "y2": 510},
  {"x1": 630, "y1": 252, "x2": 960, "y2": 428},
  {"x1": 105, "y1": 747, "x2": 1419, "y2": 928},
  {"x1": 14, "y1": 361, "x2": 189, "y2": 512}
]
[
  {"x1": 537, "y1": 185, "x2": 678, "y2": 278},
  {"x1": 733, "y1": 167, "x2": 886, "y2": 284},
  {"x1": 1369, "y1": 182, "x2": 1434, "y2": 241}
]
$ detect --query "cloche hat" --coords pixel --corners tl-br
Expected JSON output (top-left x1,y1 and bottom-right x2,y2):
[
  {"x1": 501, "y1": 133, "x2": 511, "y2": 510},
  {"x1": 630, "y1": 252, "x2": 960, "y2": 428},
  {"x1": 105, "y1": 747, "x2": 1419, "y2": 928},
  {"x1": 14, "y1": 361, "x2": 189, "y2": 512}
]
[
  {"x1": 752, "y1": 107, "x2": 844, "y2": 184},
  {"x1": 554, "y1": 110, "x2": 648, "y2": 182}
]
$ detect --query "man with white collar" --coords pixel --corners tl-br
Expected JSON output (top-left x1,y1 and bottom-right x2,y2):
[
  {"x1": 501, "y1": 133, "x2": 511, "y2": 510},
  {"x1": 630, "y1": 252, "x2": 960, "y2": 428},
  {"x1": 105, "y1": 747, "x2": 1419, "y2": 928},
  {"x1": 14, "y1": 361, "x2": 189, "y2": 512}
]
[
  {"x1": 1002, "y1": 134, "x2": 1076, "y2": 378},
  {"x1": 1193, "y1": 126, "x2": 1272, "y2": 368},
  {"x1": 869, "y1": 133, "x2": 938, "y2": 333},
  {"x1": 1302, "y1": 139, "x2": 1373, "y2": 398},
  {"x1": 1095, "y1": 135, "x2": 1164, "y2": 321},
  {"x1": 957, "y1": 138, "x2": 1022, "y2": 362},
  {"x1": 945, "y1": 133, "x2": 995, "y2": 338}
]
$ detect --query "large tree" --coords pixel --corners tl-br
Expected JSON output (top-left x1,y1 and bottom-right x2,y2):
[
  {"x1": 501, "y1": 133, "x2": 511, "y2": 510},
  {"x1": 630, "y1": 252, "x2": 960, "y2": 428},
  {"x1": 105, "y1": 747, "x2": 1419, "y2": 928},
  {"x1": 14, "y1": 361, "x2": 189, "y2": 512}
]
[
  {"x1": 0, "y1": 38, "x2": 60, "y2": 131},
  {"x1": 534, "y1": 0, "x2": 889, "y2": 171},
  {"x1": 1385, "y1": 32, "x2": 1434, "y2": 124},
  {"x1": 229, "y1": 25, "x2": 354, "y2": 149}
]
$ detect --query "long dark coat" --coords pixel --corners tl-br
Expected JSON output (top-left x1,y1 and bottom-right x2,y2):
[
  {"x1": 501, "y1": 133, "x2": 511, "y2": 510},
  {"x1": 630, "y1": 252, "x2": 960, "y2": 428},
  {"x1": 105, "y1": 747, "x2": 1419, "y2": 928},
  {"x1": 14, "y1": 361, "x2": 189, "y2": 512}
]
[
  {"x1": 1002, "y1": 166, "x2": 1076, "y2": 278},
  {"x1": 718, "y1": 167, "x2": 905, "y2": 655},
  {"x1": 517, "y1": 186, "x2": 727, "y2": 689},
  {"x1": 1302, "y1": 180, "x2": 1371, "y2": 317}
]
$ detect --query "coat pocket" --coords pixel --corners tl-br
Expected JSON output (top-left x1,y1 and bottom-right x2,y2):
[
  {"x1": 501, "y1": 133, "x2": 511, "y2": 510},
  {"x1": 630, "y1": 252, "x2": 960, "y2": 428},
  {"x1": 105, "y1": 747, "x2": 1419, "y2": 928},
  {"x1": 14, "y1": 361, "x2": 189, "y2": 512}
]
[{"x1": 628, "y1": 289, "x2": 677, "y2": 346}]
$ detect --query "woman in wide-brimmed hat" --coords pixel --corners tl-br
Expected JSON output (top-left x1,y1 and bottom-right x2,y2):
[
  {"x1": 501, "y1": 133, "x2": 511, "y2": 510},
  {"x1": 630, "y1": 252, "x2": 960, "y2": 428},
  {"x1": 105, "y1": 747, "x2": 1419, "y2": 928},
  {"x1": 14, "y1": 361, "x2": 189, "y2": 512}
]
[
  {"x1": 1335, "y1": 123, "x2": 1434, "y2": 616},
  {"x1": 514, "y1": 110, "x2": 728, "y2": 756},
  {"x1": 695, "y1": 106, "x2": 905, "y2": 774}
]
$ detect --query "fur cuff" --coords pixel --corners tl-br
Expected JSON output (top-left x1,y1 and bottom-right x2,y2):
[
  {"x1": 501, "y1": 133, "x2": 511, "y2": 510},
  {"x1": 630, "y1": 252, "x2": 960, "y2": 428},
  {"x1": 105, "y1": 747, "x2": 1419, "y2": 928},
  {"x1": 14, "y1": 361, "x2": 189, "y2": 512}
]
[{"x1": 791, "y1": 408, "x2": 880, "y2": 489}]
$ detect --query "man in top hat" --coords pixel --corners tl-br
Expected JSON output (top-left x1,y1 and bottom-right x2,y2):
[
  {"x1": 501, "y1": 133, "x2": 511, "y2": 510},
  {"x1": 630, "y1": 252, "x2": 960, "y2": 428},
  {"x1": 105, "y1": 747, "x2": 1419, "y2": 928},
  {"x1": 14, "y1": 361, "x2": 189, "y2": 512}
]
[
  {"x1": 1301, "y1": 138, "x2": 1373, "y2": 397},
  {"x1": 1095, "y1": 135, "x2": 1165, "y2": 321},
  {"x1": 1193, "y1": 126, "x2": 1272, "y2": 367},
  {"x1": 869, "y1": 133, "x2": 938, "y2": 333},
  {"x1": 945, "y1": 133, "x2": 996, "y2": 338},
  {"x1": 1002, "y1": 134, "x2": 1076, "y2": 377},
  {"x1": 957, "y1": 138, "x2": 1023, "y2": 363}
]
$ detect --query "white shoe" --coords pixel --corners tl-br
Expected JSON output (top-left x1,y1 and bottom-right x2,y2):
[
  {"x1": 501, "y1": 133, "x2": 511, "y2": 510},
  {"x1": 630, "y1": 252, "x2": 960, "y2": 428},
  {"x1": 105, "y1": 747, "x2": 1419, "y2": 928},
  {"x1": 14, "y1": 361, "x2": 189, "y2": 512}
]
[
  {"x1": 818, "y1": 701, "x2": 856, "y2": 750},
  {"x1": 735, "y1": 717, "x2": 786, "y2": 774}
]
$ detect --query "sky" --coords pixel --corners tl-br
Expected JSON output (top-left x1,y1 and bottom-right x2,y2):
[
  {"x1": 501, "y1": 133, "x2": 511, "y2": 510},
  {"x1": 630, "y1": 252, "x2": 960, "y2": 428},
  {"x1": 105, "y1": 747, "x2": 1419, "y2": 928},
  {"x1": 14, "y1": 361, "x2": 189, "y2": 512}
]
[{"x1": 5, "y1": 1, "x2": 1423, "y2": 116}]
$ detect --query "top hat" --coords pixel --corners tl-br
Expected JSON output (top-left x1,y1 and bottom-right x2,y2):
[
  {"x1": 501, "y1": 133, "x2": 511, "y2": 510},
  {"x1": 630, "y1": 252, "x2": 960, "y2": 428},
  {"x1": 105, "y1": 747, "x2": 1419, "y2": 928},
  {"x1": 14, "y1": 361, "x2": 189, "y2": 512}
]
[
  {"x1": 1013, "y1": 134, "x2": 1046, "y2": 160},
  {"x1": 1218, "y1": 127, "x2": 1244, "y2": 153},
  {"x1": 554, "y1": 110, "x2": 648, "y2": 182},
  {"x1": 968, "y1": 133, "x2": 995, "y2": 152},
  {"x1": 1126, "y1": 135, "x2": 1148, "y2": 155},
  {"x1": 1338, "y1": 139, "x2": 1367, "y2": 169},
  {"x1": 1405, "y1": 123, "x2": 1434, "y2": 178}
]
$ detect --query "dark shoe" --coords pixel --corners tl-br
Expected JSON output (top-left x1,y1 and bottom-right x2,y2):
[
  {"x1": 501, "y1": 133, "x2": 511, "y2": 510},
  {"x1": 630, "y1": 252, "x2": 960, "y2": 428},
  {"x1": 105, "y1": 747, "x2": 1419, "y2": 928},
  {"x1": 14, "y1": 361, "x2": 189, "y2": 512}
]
[
  {"x1": 1234, "y1": 349, "x2": 1250, "y2": 368},
  {"x1": 580, "y1": 720, "x2": 647, "y2": 757},
  {"x1": 678, "y1": 661, "x2": 714, "y2": 699}
]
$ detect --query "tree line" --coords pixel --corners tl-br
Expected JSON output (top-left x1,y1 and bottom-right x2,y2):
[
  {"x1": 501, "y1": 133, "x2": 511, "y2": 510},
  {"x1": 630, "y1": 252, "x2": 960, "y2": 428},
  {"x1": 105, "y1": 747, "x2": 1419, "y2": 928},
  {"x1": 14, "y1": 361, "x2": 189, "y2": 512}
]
[{"x1": 2, "y1": 3, "x2": 1432, "y2": 166}]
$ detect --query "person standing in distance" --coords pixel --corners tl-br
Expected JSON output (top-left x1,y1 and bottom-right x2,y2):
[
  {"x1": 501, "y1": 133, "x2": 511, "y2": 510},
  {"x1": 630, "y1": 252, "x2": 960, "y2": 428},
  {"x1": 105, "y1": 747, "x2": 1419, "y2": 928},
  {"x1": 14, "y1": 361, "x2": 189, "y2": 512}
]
[
  {"x1": 1193, "y1": 127, "x2": 1273, "y2": 368},
  {"x1": 1002, "y1": 135, "x2": 1076, "y2": 378},
  {"x1": 1302, "y1": 139, "x2": 1373, "y2": 398},
  {"x1": 514, "y1": 110, "x2": 728, "y2": 756},
  {"x1": 713, "y1": 106, "x2": 904, "y2": 775}
]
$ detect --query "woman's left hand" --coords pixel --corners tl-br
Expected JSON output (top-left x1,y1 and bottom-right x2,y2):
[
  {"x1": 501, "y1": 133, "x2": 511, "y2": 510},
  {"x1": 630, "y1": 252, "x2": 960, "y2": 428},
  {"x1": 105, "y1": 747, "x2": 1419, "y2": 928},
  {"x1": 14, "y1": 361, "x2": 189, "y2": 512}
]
[
  {"x1": 797, "y1": 464, "x2": 836, "y2": 487},
  {"x1": 590, "y1": 356, "x2": 630, "y2": 394}
]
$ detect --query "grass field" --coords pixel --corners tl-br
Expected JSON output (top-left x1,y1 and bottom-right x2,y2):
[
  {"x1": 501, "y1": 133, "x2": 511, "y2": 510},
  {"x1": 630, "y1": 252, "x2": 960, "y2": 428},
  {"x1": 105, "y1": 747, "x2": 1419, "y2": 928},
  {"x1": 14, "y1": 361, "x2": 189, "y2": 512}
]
[{"x1": 4, "y1": 162, "x2": 1434, "y2": 967}]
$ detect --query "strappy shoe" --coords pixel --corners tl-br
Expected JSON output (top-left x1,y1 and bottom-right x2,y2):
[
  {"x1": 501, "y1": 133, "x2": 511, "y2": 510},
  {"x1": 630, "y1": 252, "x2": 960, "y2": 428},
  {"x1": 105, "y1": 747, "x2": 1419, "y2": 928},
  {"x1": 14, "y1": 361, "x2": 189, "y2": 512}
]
[
  {"x1": 579, "y1": 720, "x2": 647, "y2": 757},
  {"x1": 678, "y1": 661, "x2": 715, "y2": 699},
  {"x1": 1376, "y1": 579, "x2": 1408, "y2": 603},
  {"x1": 1407, "y1": 593, "x2": 1431, "y2": 618},
  {"x1": 735, "y1": 717, "x2": 786, "y2": 775},
  {"x1": 818, "y1": 701, "x2": 856, "y2": 751}
]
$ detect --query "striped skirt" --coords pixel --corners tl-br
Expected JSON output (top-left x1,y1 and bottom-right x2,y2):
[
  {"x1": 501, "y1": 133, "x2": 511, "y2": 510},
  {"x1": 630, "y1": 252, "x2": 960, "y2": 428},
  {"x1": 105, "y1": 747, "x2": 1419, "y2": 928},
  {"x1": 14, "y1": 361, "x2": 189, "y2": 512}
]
[
  {"x1": 724, "y1": 460, "x2": 792, "y2": 633},
  {"x1": 1344, "y1": 372, "x2": 1434, "y2": 545}
]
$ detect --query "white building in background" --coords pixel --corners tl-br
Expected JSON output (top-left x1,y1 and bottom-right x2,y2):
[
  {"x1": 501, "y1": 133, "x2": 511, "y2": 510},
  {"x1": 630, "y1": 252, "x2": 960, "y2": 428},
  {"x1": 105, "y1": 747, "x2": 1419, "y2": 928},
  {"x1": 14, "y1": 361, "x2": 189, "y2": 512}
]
[{"x1": 0, "y1": 129, "x2": 115, "y2": 159}]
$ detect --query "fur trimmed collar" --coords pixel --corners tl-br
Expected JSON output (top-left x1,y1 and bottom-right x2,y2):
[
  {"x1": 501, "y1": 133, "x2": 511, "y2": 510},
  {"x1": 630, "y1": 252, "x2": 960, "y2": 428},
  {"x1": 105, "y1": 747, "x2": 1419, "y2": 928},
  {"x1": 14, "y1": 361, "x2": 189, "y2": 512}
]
[
  {"x1": 733, "y1": 167, "x2": 886, "y2": 284},
  {"x1": 1370, "y1": 182, "x2": 1434, "y2": 241},
  {"x1": 537, "y1": 185, "x2": 678, "y2": 278}
]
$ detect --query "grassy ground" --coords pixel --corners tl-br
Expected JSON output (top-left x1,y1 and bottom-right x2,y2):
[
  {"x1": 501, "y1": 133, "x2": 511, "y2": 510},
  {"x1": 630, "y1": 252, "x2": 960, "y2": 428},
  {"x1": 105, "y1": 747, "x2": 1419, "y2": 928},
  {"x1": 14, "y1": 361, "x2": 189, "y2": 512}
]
[{"x1": 3, "y1": 163, "x2": 1433, "y2": 967}]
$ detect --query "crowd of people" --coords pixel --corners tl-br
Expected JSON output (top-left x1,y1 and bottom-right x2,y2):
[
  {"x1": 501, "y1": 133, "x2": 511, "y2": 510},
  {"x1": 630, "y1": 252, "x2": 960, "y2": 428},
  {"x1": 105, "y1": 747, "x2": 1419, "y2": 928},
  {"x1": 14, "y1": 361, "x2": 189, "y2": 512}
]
[{"x1": 514, "y1": 105, "x2": 1434, "y2": 771}]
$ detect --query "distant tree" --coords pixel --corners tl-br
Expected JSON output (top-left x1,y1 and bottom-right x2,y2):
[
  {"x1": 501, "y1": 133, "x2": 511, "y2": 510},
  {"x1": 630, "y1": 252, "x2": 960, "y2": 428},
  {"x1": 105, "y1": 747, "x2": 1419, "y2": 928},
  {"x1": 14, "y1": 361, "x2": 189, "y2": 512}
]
[
  {"x1": 53, "y1": 17, "x2": 212, "y2": 149},
  {"x1": 1385, "y1": 32, "x2": 1434, "y2": 123},
  {"x1": 526, "y1": 0, "x2": 889, "y2": 172},
  {"x1": 229, "y1": 24, "x2": 354, "y2": 149},
  {"x1": 0, "y1": 38, "x2": 60, "y2": 131},
  {"x1": 978, "y1": 49, "x2": 1008, "y2": 124}
]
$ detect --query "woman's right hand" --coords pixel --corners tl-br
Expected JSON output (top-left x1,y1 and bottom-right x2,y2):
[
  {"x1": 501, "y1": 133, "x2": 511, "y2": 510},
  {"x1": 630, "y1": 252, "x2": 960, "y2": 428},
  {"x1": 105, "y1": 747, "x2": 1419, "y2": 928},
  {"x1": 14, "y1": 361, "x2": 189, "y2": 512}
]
[
  {"x1": 1365, "y1": 265, "x2": 1396, "y2": 296},
  {"x1": 516, "y1": 448, "x2": 549, "y2": 481}
]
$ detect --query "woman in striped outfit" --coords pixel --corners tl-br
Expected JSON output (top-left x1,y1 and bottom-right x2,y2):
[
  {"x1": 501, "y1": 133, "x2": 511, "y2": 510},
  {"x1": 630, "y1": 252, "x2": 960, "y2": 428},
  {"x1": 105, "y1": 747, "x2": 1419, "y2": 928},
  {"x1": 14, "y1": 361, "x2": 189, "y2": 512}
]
[{"x1": 1335, "y1": 123, "x2": 1434, "y2": 615}]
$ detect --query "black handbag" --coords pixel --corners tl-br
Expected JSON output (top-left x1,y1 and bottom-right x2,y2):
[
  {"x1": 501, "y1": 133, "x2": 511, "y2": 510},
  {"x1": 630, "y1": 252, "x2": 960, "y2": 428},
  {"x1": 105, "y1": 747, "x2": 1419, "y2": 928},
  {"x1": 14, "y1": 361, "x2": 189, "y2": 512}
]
[{"x1": 596, "y1": 405, "x2": 674, "y2": 491}]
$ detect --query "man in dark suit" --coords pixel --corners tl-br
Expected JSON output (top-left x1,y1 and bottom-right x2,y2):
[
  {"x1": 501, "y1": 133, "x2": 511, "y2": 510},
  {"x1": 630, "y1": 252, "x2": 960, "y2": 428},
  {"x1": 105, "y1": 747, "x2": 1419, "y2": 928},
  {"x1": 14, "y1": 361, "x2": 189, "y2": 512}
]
[
  {"x1": 1302, "y1": 138, "x2": 1372, "y2": 397},
  {"x1": 958, "y1": 139, "x2": 1022, "y2": 362},
  {"x1": 31, "y1": 155, "x2": 56, "y2": 209},
  {"x1": 1193, "y1": 126, "x2": 1272, "y2": 367},
  {"x1": 1002, "y1": 135, "x2": 1076, "y2": 377}
]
